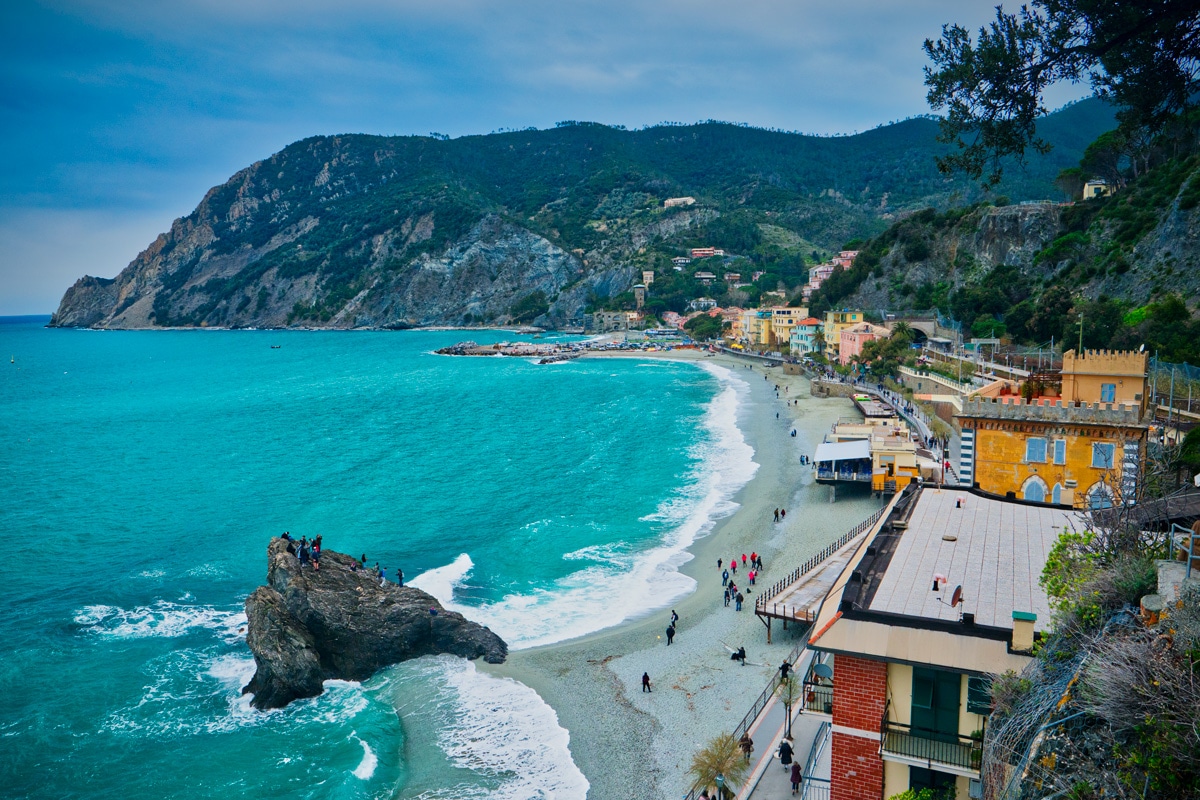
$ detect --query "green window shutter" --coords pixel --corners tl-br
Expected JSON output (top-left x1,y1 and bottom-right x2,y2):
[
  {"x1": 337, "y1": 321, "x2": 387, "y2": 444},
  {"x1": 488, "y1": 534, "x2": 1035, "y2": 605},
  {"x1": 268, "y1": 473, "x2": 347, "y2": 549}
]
[{"x1": 967, "y1": 676, "x2": 991, "y2": 714}]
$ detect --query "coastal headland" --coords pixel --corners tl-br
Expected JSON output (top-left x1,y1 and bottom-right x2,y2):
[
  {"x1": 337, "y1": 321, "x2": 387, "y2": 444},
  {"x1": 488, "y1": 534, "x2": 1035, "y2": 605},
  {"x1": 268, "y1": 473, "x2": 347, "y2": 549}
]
[{"x1": 476, "y1": 349, "x2": 884, "y2": 800}]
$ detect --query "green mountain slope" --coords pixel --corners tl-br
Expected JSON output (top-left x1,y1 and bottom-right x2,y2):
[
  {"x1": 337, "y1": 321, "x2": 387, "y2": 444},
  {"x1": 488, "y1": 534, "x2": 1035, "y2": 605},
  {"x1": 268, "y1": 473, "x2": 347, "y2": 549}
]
[{"x1": 50, "y1": 99, "x2": 1115, "y2": 329}]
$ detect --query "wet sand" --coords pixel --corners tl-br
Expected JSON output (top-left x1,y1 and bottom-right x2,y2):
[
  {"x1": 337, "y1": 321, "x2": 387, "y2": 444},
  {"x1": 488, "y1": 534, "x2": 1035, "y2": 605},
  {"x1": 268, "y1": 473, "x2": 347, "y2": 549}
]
[{"x1": 482, "y1": 352, "x2": 883, "y2": 800}]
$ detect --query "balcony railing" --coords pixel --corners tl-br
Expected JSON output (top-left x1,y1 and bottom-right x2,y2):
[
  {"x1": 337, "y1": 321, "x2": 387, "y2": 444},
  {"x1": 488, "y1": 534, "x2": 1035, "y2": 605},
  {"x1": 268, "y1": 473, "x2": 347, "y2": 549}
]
[
  {"x1": 880, "y1": 721, "x2": 981, "y2": 773},
  {"x1": 803, "y1": 680, "x2": 833, "y2": 714}
]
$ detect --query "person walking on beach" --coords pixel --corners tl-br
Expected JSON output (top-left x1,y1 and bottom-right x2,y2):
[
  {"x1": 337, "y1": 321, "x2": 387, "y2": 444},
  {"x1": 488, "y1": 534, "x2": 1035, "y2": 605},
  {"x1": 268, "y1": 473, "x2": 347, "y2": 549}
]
[
  {"x1": 671, "y1": 609, "x2": 679, "y2": 626},
  {"x1": 730, "y1": 560, "x2": 737, "y2": 575},
  {"x1": 750, "y1": 551, "x2": 758, "y2": 567},
  {"x1": 748, "y1": 569, "x2": 755, "y2": 585},
  {"x1": 780, "y1": 508, "x2": 787, "y2": 520},
  {"x1": 724, "y1": 586, "x2": 731, "y2": 607},
  {"x1": 735, "y1": 591, "x2": 744, "y2": 611},
  {"x1": 642, "y1": 672, "x2": 651, "y2": 692},
  {"x1": 717, "y1": 558, "x2": 722, "y2": 570},
  {"x1": 790, "y1": 762, "x2": 802, "y2": 794},
  {"x1": 741, "y1": 554, "x2": 747, "y2": 566},
  {"x1": 722, "y1": 568, "x2": 729, "y2": 586},
  {"x1": 666, "y1": 624, "x2": 675, "y2": 645},
  {"x1": 773, "y1": 508, "x2": 779, "y2": 523}
]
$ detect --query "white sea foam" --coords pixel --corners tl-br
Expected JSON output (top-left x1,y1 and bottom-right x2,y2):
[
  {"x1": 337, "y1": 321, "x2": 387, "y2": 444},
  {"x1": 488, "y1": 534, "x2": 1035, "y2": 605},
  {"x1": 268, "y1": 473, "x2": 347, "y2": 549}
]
[
  {"x1": 75, "y1": 601, "x2": 247, "y2": 643},
  {"x1": 351, "y1": 734, "x2": 377, "y2": 780},
  {"x1": 411, "y1": 361, "x2": 758, "y2": 649},
  {"x1": 410, "y1": 656, "x2": 589, "y2": 800}
]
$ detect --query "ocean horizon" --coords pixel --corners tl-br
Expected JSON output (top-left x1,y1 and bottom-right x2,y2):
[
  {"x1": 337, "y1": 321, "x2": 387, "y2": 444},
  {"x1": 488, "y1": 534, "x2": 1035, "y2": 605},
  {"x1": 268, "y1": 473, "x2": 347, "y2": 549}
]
[{"x1": 0, "y1": 317, "x2": 756, "y2": 799}]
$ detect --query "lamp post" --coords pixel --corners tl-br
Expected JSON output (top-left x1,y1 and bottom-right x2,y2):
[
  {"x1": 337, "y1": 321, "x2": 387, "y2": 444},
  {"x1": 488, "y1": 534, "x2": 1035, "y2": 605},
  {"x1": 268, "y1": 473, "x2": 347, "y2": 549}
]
[{"x1": 715, "y1": 773, "x2": 725, "y2": 800}]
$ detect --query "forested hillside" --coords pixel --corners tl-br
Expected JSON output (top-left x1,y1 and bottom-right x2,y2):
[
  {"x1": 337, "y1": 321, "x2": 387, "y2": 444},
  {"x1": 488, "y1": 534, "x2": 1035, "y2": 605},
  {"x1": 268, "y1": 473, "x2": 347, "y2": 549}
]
[{"x1": 49, "y1": 100, "x2": 1112, "y2": 329}]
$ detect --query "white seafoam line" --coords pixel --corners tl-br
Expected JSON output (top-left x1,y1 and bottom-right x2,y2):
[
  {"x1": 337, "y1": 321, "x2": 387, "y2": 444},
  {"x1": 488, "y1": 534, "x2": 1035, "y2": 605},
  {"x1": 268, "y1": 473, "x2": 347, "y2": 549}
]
[{"x1": 410, "y1": 360, "x2": 758, "y2": 649}]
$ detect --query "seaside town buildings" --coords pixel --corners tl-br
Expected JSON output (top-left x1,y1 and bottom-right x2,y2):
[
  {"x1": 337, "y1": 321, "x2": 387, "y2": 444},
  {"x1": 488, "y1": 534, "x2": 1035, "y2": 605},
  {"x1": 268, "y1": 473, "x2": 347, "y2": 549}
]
[
  {"x1": 823, "y1": 310, "x2": 865, "y2": 361},
  {"x1": 957, "y1": 349, "x2": 1150, "y2": 508},
  {"x1": 664, "y1": 196, "x2": 696, "y2": 208},
  {"x1": 788, "y1": 317, "x2": 823, "y2": 355},
  {"x1": 838, "y1": 322, "x2": 890, "y2": 366},
  {"x1": 690, "y1": 247, "x2": 726, "y2": 259},
  {"x1": 807, "y1": 485, "x2": 1063, "y2": 800}
]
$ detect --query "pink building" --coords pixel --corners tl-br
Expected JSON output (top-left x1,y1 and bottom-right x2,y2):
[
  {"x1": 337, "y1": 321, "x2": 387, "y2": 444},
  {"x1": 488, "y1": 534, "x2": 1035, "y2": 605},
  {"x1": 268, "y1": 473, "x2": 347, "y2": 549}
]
[{"x1": 839, "y1": 322, "x2": 889, "y2": 365}]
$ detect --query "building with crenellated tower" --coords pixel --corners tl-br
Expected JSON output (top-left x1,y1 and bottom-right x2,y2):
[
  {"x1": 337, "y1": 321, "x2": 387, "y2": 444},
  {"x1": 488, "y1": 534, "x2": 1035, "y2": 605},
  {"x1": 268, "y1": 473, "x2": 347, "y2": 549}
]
[{"x1": 956, "y1": 349, "x2": 1150, "y2": 509}]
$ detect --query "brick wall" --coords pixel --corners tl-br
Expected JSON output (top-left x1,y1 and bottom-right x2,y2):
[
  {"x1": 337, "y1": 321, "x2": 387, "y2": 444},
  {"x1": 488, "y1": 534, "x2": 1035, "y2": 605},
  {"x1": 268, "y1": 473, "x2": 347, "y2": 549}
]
[
  {"x1": 831, "y1": 655, "x2": 887, "y2": 800},
  {"x1": 831, "y1": 731, "x2": 885, "y2": 800}
]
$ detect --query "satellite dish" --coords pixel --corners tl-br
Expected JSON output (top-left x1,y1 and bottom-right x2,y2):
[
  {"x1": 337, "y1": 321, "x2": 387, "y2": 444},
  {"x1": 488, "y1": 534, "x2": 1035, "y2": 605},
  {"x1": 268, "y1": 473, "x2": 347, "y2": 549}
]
[
  {"x1": 813, "y1": 663, "x2": 834, "y2": 680},
  {"x1": 951, "y1": 585, "x2": 963, "y2": 607}
]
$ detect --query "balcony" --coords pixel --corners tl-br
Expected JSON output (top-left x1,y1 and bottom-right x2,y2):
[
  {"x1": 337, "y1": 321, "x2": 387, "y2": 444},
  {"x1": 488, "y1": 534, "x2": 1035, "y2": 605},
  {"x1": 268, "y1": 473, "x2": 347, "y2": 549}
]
[
  {"x1": 802, "y1": 653, "x2": 834, "y2": 714},
  {"x1": 880, "y1": 721, "x2": 981, "y2": 776}
]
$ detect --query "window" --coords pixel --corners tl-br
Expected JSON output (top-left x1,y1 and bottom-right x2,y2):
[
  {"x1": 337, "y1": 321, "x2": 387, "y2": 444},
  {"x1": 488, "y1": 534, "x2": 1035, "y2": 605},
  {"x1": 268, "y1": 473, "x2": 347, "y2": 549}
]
[
  {"x1": 1024, "y1": 479, "x2": 1046, "y2": 503},
  {"x1": 1052, "y1": 484, "x2": 1063, "y2": 505},
  {"x1": 1101, "y1": 383, "x2": 1116, "y2": 402},
  {"x1": 1025, "y1": 438, "x2": 1047, "y2": 463},
  {"x1": 1053, "y1": 439, "x2": 1066, "y2": 465},
  {"x1": 1088, "y1": 482, "x2": 1114, "y2": 510},
  {"x1": 966, "y1": 676, "x2": 991, "y2": 714},
  {"x1": 1092, "y1": 442, "x2": 1116, "y2": 469}
]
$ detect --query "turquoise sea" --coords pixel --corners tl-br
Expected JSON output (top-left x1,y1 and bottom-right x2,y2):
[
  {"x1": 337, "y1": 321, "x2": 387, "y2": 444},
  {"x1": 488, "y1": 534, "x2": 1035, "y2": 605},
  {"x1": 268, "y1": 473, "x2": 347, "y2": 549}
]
[{"x1": 0, "y1": 316, "x2": 756, "y2": 800}]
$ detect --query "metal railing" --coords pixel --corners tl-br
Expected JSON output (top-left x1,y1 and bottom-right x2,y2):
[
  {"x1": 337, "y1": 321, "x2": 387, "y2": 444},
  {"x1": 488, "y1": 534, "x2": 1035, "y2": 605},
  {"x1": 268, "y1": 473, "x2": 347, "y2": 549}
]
[
  {"x1": 681, "y1": 640, "x2": 808, "y2": 800},
  {"x1": 755, "y1": 507, "x2": 886, "y2": 611},
  {"x1": 799, "y1": 721, "x2": 832, "y2": 800},
  {"x1": 880, "y1": 720, "x2": 981, "y2": 772},
  {"x1": 801, "y1": 652, "x2": 833, "y2": 713}
]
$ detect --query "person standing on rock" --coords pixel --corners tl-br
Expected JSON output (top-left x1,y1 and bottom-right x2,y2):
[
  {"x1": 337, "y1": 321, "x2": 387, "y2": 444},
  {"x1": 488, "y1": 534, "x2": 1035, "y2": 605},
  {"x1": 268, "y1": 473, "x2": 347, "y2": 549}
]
[
  {"x1": 298, "y1": 543, "x2": 310, "y2": 568},
  {"x1": 380, "y1": 566, "x2": 387, "y2": 585},
  {"x1": 642, "y1": 672, "x2": 651, "y2": 692},
  {"x1": 396, "y1": 567, "x2": 403, "y2": 587}
]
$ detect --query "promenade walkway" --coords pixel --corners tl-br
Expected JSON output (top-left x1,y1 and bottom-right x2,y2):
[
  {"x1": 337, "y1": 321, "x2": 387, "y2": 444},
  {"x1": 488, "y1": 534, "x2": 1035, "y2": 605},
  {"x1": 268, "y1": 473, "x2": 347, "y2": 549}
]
[{"x1": 738, "y1": 648, "x2": 831, "y2": 800}]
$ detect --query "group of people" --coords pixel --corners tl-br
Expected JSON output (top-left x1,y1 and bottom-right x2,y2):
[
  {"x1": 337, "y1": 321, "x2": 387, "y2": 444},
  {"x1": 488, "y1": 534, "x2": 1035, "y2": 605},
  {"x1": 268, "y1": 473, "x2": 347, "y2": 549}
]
[
  {"x1": 773, "y1": 508, "x2": 787, "y2": 523},
  {"x1": 279, "y1": 533, "x2": 403, "y2": 586},
  {"x1": 282, "y1": 531, "x2": 323, "y2": 571}
]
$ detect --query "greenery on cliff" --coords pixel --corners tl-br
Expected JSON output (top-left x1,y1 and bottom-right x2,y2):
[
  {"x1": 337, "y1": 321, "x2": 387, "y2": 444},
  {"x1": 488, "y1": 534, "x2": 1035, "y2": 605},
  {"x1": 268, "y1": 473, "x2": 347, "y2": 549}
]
[{"x1": 51, "y1": 99, "x2": 1114, "y2": 329}]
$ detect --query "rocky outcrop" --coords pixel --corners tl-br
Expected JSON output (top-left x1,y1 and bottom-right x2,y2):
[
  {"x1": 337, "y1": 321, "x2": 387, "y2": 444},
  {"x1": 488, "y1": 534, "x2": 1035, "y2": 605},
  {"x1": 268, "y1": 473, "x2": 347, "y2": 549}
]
[{"x1": 242, "y1": 539, "x2": 507, "y2": 710}]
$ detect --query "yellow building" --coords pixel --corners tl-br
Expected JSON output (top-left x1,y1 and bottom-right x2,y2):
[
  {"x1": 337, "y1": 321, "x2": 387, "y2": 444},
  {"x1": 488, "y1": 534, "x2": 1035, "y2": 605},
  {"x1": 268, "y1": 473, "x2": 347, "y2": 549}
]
[
  {"x1": 736, "y1": 309, "x2": 773, "y2": 346},
  {"x1": 1060, "y1": 348, "x2": 1148, "y2": 411},
  {"x1": 957, "y1": 349, "x2": 1150, "y2": 508},
  {"x1": 823, "y1": 309, "x2": 864, "y2": 360},
  {"x1": 766, "y1": 306, "x2": 808, "y2": 347}
]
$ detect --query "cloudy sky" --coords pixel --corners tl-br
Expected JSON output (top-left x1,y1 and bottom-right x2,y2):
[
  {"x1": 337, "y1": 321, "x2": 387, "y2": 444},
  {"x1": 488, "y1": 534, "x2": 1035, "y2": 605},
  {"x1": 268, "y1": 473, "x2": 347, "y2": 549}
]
[{"x1": 0, "y1": 0, "x2": 1084, "y2": 314}]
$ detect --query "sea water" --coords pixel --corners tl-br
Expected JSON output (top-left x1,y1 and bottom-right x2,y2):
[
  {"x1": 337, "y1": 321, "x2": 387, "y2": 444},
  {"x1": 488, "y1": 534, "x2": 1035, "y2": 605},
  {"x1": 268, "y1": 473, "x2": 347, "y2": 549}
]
[{"x1": 0, "y1": 317, "x2": 757, "y2": 799}]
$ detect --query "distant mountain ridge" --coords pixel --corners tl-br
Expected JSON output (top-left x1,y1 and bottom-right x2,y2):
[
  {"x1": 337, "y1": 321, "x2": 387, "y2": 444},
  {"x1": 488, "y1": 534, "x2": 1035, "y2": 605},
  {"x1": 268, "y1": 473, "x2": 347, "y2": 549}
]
[{"x1": 49, "y1": 98, "x2": 1116, "y2": 329}]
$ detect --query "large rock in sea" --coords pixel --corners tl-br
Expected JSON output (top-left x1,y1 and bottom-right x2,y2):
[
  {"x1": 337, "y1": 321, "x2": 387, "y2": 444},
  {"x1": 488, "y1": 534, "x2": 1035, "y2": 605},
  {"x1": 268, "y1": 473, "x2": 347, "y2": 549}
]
[{"x1": 243, "y1": 539, "x2": 507, "y2": 710}]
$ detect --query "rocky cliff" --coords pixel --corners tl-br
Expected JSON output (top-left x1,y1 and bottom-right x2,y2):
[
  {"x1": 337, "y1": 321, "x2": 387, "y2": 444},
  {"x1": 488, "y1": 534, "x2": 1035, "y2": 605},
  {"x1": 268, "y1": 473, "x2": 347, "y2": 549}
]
[
  {"x1": 243, "y1": 539, "x2": 507, "y2": 710},
  {"x1": 48, "y1": 104, "x2": 1115, "y2": 330}
]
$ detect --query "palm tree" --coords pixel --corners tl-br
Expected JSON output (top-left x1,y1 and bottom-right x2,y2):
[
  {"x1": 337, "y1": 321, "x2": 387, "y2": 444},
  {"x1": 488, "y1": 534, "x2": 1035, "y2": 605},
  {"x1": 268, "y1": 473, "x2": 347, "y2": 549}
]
[{"x1": 688, "y1": 732, "x2": 749, "y2": 799}]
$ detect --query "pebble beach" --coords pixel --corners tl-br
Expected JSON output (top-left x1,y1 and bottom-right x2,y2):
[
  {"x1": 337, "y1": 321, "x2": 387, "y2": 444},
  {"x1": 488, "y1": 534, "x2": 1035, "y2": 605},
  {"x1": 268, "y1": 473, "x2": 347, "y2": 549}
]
[{"x1": 483, "y1": 350, "x2": 884, "y2": 800}]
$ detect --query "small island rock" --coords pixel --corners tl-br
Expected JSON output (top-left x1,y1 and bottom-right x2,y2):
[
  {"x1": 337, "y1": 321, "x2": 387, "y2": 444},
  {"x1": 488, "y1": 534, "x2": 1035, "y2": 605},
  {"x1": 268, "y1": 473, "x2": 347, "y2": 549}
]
[{"x1": 243, "y1": 539, "x2": 507, "y2": 710}]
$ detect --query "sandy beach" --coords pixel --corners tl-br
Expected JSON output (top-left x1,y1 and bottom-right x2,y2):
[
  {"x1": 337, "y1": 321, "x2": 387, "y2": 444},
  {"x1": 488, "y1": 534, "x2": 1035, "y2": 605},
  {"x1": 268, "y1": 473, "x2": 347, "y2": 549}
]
[{"x1": 482, "y1": 350, "x2": 884, "y2": 800}]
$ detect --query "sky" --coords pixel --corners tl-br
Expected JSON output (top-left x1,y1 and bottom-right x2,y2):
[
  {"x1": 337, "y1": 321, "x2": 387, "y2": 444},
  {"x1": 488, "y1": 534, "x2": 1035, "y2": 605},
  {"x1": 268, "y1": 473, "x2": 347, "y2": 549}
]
[{"x1": 0, "y1": 0, "x2": 1088, "y2": 315}]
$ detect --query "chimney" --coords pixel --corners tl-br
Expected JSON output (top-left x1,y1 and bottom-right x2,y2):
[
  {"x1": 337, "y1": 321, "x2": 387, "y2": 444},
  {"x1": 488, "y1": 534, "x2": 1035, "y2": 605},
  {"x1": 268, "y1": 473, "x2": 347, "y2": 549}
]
[{"x1": 1012, "y1": 611, "x2": 1037, "y2": 652}]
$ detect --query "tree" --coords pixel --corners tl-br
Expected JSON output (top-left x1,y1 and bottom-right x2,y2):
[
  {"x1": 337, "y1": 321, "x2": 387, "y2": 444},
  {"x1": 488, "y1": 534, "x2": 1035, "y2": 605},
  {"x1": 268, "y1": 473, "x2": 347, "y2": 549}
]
[
  {"x1": 924, "y1": 1, "x2": 1200, "y2": 186},
  {"x1": 684, "y1": 314, "x2": 725, "y2": 341},
  {"x1": 688, "y1": 733, "x2": 748, "y2": 799}
]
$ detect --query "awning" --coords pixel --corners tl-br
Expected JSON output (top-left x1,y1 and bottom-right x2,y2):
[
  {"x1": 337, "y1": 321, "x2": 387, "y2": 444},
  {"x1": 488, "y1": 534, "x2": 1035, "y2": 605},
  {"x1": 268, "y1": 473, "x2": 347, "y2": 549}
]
[{"x1": 813, "y1": 440, "x2": 872, "y2": 463}]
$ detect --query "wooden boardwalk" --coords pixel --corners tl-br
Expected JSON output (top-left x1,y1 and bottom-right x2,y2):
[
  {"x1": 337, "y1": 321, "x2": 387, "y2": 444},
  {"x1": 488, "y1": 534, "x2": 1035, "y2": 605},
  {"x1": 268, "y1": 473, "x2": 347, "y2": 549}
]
[{"x1": 753, "y1": 508, "x2": 886, "y2": 642}]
